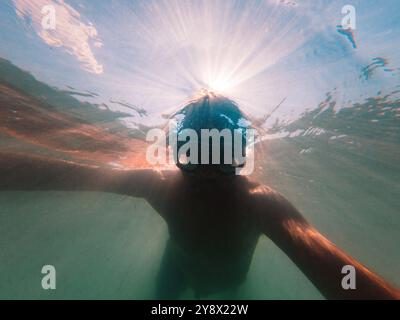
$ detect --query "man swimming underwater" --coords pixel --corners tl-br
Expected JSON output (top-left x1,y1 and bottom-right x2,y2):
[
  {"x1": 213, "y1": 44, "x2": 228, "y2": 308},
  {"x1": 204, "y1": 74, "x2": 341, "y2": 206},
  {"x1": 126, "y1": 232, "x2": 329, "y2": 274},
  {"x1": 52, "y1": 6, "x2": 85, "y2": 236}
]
[{"x1": 0, "y1": 92, "x2": 399, "y2": 300}]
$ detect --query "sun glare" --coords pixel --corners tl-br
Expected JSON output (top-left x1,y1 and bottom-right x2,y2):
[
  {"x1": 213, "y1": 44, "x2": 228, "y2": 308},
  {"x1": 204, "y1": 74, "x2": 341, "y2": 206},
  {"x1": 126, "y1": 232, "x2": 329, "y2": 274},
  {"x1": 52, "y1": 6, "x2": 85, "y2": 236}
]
[{"x1": 208, "y1": 78, "x2": 232, "y2": 94}]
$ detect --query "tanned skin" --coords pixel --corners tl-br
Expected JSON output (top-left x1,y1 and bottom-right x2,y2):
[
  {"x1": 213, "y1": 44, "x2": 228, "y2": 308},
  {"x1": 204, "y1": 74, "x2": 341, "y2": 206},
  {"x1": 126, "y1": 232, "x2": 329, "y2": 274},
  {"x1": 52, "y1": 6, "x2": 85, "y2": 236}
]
[{"x1": 0, "y1": 152, "x2": 399, "y2": 299}]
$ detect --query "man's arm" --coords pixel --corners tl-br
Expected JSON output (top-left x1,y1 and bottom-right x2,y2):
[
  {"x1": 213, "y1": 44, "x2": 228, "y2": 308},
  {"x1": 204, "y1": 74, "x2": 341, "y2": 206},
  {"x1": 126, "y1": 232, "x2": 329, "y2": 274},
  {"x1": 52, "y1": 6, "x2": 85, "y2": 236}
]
[
  {"x1": 253, "y1": 186, "x2": 400, "y2": 300},
  {"x1": 0, "y1": 152, "x2": 164, "y2": 199}
]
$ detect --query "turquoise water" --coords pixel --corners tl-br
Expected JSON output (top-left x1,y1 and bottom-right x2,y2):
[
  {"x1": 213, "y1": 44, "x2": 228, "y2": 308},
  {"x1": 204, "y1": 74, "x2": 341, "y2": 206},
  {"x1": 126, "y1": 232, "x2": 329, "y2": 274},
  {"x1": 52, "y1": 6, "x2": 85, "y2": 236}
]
[
  {"x1": 0, "y1": 0, "x2": 399, "y2": 299},
  {"x1": 1, "y1": 132, "x2": 399, "y2": 299}
]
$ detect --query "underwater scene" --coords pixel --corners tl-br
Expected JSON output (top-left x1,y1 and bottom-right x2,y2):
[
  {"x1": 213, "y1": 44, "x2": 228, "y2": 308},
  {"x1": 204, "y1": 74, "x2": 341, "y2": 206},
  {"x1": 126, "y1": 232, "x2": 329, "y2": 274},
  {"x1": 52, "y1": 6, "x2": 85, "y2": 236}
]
[{"x1": 0, "y1": 0, "x2": 399, "y2": 300}]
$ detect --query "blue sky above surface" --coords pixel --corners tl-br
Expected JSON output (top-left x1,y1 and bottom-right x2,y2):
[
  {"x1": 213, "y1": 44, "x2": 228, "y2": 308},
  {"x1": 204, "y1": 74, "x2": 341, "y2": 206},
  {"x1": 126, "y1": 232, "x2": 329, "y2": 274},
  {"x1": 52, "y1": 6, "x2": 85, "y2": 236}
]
[{"x1": 0, "y1": 0, "x2": 399, "y2": 128}]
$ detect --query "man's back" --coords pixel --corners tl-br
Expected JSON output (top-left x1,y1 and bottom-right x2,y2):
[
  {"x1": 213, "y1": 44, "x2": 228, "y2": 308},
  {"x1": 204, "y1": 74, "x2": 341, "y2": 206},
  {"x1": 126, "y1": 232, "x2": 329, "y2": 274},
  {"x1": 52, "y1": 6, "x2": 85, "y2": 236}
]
[{"x1": 147, "y1": 171, "x2": 262, "y2": 294}]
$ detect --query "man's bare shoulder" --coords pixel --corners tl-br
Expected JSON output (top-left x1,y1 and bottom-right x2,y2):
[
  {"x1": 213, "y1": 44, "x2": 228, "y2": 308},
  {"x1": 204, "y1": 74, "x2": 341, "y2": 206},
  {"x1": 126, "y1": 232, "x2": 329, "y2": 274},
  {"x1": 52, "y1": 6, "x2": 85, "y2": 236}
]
[
  {"x1": 244, "y1": 178, "x2": 281, "y2": 205},
  {"x1": 247, "y1": 180, "x2": 275, "y2": 196},
  {"x1": 244, "y1": 178, "x2": 303, "y2": 232},
  {"x1": 148, "y1": 168, "x2": 185, "y2": 191},
  {"x1": 126, "y1": 167, "x2": 180, "y2": 183},
  {"x1": 156, "y1": 168, "x2": 184, "y2": 186}
]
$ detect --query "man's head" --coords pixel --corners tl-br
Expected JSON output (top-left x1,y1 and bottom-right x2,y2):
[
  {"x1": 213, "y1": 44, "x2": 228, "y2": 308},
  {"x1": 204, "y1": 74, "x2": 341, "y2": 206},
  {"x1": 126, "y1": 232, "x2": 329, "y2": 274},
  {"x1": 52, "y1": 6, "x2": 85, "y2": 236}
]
[{"x1": 172, "y1": 90, "x2": 250, "y2": 175}]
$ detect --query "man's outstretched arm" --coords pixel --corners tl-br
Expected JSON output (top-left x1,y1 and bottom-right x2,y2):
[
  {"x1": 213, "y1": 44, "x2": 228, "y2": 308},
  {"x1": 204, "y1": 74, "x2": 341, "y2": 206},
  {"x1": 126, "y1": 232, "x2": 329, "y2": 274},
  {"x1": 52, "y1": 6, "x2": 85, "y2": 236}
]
[
  {"x1": 0, "y1": 152, "x2": 164, "y2": 199},
  {"x1": 254, "y1": 187, "x2": 400, "y2": 300}
]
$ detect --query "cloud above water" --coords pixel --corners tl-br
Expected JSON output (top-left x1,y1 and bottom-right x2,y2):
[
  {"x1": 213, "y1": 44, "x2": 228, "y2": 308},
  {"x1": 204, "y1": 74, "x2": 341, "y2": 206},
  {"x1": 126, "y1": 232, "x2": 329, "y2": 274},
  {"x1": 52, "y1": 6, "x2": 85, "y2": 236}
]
[{"x1": 13, "y1": 0, "x2": 103, "y2": 74}]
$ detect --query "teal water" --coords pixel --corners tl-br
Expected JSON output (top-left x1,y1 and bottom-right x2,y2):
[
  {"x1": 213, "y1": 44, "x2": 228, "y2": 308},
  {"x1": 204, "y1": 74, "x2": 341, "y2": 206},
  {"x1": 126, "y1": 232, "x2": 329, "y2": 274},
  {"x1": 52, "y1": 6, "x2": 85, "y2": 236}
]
[
  {"x1": 0, "y1": 124, "x2": 400, "y2": 299},
  {"x1": 0, "y1": 131, "x2": 398, "y2": 299},
  {"x1": 0, "y1": 0, "x2": 399, "y2": 299}
]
